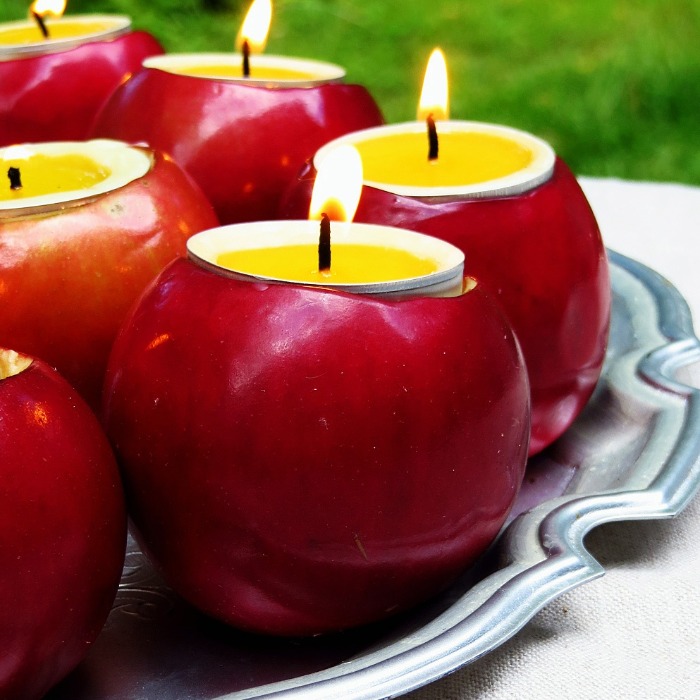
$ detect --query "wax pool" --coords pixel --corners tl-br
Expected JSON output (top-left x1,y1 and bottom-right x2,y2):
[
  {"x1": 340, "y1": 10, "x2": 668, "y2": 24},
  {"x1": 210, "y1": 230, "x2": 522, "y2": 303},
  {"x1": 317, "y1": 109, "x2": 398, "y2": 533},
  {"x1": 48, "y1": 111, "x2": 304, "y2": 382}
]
[
  {"x1": 355, "y1": 131, "x2": 534, "y2": 188},
  {"x1": 0, "y1": 20, "x2": 117, "y2": 45},
  {"x1": 175, "y1": 63, "x2": 316, "y2": 82},
  {"x1": 217, "y1": 244, "x2": 439, "y2": 284},
  {"x1": 1, "y1": 154, "x2": 110, "y2": 200}
]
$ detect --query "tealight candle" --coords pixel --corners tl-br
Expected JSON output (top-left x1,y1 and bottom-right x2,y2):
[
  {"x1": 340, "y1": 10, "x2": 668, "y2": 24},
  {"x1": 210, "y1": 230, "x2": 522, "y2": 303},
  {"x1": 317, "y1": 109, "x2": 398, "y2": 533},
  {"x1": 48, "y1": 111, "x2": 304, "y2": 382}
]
[
  {"x1": 142, "y1": 52, "x2": 345, "y2": 88},
  {"x1": 0, "y1": 1, "x2": 163, "y2": 145},
  {"x1": 0, "y1": 139, "x2": 218, "y2": 409},
  {"x1": 0, "y1": 140, "x2": 147, "y2": 214},
  {"x1": 280, "y1": 49, "x2": 611, "y2": 455},
  {"x1": 0, "y1": 14, "x2": 131, "y2": 58},
  {"x1": 92, "y1": 0, "x2": 383, "y2": 224},
  {"x1": 188, "y1": 220, "x2": 464, "y2": 299}
]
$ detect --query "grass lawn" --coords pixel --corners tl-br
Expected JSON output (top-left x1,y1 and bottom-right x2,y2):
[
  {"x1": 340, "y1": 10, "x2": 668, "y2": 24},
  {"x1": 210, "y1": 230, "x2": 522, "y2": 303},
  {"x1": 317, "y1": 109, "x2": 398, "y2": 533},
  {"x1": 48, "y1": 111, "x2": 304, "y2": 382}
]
[{"x1": 3, "y1": 0, "x2": 699, "y2": 185}]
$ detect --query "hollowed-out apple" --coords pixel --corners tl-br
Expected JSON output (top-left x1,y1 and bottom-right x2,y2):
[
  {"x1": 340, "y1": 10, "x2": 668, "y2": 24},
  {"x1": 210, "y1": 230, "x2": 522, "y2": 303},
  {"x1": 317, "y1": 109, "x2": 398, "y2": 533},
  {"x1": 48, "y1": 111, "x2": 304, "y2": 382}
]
[
  {"x1": 0, "y1": 21, "x2": 163, "y2": 146},
  {"x1": 0, "y1": 141, "x2": 218, "y2": 410},
  {"x1": 281, "y1": 150, "x2": 611, "y2": 455},
  {"x1": 0, "y1": 348, "x2": 126, "y2": 700},
  {"x1": 103, "y1": 256, "x2": 530, "y2": 636},
  {"x1": 91, "y1": 55, "x2": 384, "y2": 224}
]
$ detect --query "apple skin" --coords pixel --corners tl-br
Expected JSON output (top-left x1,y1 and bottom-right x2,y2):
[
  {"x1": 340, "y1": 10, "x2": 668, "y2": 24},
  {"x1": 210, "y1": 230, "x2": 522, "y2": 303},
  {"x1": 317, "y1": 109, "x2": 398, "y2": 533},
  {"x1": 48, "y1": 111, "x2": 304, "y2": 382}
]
[
  {"x1": 0, "y1": 149, "x2": 219, "y2": 411},
  {"x1": 92, "y1": 69, "x2": 384, "y2": 224},
  {"x1": 0, "y1": 31, "x2": 163, "y2": 147},
  {"x1": 0, "y1": 349, "x2": 126, "y2": 700},
  {"x1": 103, "y1": 258, "x2": 530, "y2": 636},
  {"x1": 280, "y1": 158, "x2": 611, "y2": 455}
]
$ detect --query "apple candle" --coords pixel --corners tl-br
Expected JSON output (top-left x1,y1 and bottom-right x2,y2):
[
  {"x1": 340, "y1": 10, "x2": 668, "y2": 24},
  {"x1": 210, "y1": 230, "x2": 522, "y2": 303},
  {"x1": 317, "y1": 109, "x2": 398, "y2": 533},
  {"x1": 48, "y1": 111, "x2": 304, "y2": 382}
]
[
  {"x1": 101, "y1": 148, "x2": 530, "y2": 636},
  {"x1": 0, "y1": 1, "x2": 163, "y2": 146},
  {"x1": 91, "y1": 0, "x2": 383, "y2": 224},
  {"x1": 280, "y1": 49, "x2": 611, "y2": 456},
  {"x1": 0, "y1": 138, "x2": 218, "y2": 410}
]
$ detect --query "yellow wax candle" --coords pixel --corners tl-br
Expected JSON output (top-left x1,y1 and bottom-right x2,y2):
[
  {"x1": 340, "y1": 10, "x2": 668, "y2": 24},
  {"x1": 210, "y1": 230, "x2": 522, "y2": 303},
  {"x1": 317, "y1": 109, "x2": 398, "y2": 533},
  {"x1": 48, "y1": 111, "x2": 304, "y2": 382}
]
[
  {"x1": 354, "y1": 131, "x2": 533, "y2": 188},
  {"x1": 176, "y1": 63, "x2": 317, "y2": 82},
  {"x1": 1, "y1": 152, "x2": 110, "y2": 201},
  {"x1": 144, "y1": 54, "x2": 345, "y2": 88},
  {"x1": 0, "y1": 140, "x2": 151, "y2": 217},
  {"x1": 217, "y1": 244, "x2": 439, "y2": 284},
  {"x1": 0, "y1": 16, "x2": 131, "y2": 58},
  {"x1": 0, "y1": 20, "x2": 115, "y2": 45},
  {"x1": 314, "y1": 121, "x2": 557, "y2": 199},
  {"x1": 187, "y1": 221, "x2": 465, "y2": 299}
]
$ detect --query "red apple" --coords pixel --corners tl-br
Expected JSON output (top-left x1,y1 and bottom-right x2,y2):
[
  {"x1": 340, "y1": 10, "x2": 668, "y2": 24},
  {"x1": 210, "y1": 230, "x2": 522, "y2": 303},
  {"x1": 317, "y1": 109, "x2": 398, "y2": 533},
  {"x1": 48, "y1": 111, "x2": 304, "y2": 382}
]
[
  {"x1": 280, "y1": 157, "x2": 611, "y2": 455},
  {"x1": 0, "y1": 147, "x2": 218, "y2": 410},
  {"x1": 103, "y1": 258, "x2": 530, "y2": 636},
  {"x1": 0, "y1": 30, "x2": 163, "y2": 146},
  {"x1": 92, "y1": 66, "x2": 384, "y2": 224},
  {"x1": 0, "y1": 348, "x2": 126, "y2": 700}
]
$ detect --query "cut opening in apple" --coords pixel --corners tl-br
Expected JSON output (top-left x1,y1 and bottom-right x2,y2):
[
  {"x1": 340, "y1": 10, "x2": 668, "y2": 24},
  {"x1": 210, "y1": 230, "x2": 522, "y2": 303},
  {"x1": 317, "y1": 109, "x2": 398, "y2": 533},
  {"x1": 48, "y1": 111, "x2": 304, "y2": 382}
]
[{"x1": 0, "y1": 348, "x2": 33, "y2": 380}]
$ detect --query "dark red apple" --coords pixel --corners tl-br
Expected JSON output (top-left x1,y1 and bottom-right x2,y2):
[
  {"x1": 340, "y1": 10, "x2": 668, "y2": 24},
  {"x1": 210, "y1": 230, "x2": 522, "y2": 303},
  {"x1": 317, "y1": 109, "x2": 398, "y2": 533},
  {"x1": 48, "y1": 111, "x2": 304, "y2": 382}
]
[
  {"x1": 280, "y1": 157, "x2": 611, "y2": 455},
  {"x1": 0, "y1": 147, "x2": 218, "y2": 410},
  {"x1": 103, "y1": 258, "x2": 530, "y2": 636},
  {"x1": 92, "y1": 66, "x2": 384, "y2": 224},
  {"x1": 0, "y1": 348, "x2": 126, "y2": 700},
  {"x1": 0, "y1": 30, "x2": 163, "y2": 146}
]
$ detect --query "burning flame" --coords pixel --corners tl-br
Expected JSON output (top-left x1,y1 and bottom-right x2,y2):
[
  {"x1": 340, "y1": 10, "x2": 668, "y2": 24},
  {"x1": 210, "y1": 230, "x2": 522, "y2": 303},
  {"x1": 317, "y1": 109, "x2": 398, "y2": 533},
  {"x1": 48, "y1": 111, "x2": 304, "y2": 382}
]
[
  {"x1": 236, "y1": 0, "x2": 272, "y2": 54},
  {"x1": 309, "y1": 145, "x2": 363, "y2": 223},
  {"x1": 417, "y1": 48, "x2": 449, "y2": 121},
  {"x1": 29, "y1": 0, "x2": 67, "y2": 19}
]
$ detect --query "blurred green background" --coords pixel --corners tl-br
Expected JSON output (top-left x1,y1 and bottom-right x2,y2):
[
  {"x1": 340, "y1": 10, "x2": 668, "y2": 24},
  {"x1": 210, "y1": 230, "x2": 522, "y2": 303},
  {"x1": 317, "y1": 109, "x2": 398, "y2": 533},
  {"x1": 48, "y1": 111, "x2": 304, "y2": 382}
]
[{"x1": 3, "y1": 0, "x2": 699, "y2": 184}]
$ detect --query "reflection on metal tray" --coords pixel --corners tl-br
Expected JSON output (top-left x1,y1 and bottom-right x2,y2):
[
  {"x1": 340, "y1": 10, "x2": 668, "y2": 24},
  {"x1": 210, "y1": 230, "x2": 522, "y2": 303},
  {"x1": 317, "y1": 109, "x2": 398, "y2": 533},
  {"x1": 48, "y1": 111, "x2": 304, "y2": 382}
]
[{"x1": 47, "y1": 250, "x2": 700, "y2": 700}]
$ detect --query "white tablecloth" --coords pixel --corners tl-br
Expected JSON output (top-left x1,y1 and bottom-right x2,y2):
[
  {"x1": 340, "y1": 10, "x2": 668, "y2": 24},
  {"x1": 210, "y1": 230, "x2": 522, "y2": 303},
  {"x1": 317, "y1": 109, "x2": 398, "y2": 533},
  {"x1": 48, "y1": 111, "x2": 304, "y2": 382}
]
[{"x1": 407, "y1": 177, "x2": 700, "y2": 700}]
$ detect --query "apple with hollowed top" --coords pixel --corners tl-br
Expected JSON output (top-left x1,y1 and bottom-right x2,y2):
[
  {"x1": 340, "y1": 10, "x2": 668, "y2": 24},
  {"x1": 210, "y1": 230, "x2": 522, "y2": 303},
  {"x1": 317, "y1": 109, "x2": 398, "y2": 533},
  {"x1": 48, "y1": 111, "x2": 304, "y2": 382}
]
[
  {"x1": 0, "y1": 18, "x2": 163, "y2": 146},
  {"x1": 0, "y1": 348, "x2": 126, "y2": 700},
  {"x1": 280, "y1": 133, "x2": 611, "y2": 455},
  {"x1": 102, "y1": 254, "x2": 530, "y2": 636},
  {"x1": 0, "y1": 140, "x2": 218, "y2": 410},
  {"x1": 91, "y1": 53, "x2": 384, "y2": 224}
]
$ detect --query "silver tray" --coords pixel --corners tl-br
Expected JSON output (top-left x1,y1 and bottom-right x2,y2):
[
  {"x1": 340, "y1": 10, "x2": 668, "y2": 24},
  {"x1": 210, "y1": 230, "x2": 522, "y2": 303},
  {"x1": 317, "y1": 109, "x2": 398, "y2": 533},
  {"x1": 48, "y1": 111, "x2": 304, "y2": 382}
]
[{"x1": 48, "y1": 250, "x2": 700, "y2": 700}]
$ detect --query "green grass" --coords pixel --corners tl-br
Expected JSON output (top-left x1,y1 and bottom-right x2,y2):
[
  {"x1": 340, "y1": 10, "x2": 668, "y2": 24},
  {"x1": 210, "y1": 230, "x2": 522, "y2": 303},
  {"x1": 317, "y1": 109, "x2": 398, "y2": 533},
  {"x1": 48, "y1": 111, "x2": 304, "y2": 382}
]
[{"x1": 4, "y1": 0, "x2": 699, "y2": 184}]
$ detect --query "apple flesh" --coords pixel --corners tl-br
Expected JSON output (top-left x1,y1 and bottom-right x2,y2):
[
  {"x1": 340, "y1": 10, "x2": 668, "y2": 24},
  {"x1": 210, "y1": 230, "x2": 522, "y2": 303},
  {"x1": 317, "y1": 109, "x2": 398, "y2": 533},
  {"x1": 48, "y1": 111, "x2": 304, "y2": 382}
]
[
  {"x1": 280, "y1": 158, "x2": 611, "y2": 455},
  {"x1": 103, "y1": 259, "x2": 530, "y2": 636},
  {"x1": 0, "y1": 148, "x2": 219, "y2": 411},
  {"x1": 0, "y1": 348, "x2": 126, "y2": 700},
  {"x1": 0, "y1": 31, "x2": 163, "y2": 146},
  {"x1": 92, "y1": 69, "x2": 384, "y2": 224}
]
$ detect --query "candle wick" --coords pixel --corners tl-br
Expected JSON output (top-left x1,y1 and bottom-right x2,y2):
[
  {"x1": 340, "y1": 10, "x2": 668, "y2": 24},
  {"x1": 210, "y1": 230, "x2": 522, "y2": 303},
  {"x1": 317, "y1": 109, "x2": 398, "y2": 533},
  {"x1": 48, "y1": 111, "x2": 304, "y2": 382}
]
[
  {"x1": 427, "y1": 113, "x2": 439, "y2": 161},
  {"x1": 8, "y1": 167, "x2": 22, "y2": 191},
  {"x1": 318, "y1": 213, "x2": 331, "y2": 272},
  {"x1": 32, "y1": 11, "x2": 50, "y2": 40},
  {"x1": 242, "y1": 40, "x2": 251, "y2": 78}
]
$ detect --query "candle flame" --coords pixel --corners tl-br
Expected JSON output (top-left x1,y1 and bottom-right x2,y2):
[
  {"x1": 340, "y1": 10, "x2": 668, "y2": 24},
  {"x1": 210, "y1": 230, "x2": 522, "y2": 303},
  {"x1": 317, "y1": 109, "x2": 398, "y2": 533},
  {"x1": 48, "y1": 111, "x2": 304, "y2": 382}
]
[
  {"x1": 236, "y1": 0, "x2": 272, "y2": 53},
  {"x1": 417, "y1": 48, "x2": 449, "y2": 121},
  {"x1": 309, "y1": 145, "x2": 363, "y2": 223},
  {"x1": 29, "y1": 0, "x2": 67, "y2": 19}
]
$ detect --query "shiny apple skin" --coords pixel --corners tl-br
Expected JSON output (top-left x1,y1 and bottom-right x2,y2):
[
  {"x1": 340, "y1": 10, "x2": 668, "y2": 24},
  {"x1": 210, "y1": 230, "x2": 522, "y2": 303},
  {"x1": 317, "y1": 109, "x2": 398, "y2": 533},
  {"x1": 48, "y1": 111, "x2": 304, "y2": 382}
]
[
  {"x1": 103, "y1": 259, "x2": 530, "y2": 636},
  {"x1": 92, "y1": 69, "x2": 384, "y2": 224},
  {"x1": 0, "y1": 352, "x2": 126, "y2": 700},
  {"x1": 280, "y1": 158, "x2": 611, "y2": 455},
  {"x1": 0, "y1": 149, "x2": 219, "y2": 411},
  {"x1": 0, "y1": 31, "x2": 163, "y2": 146}
]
